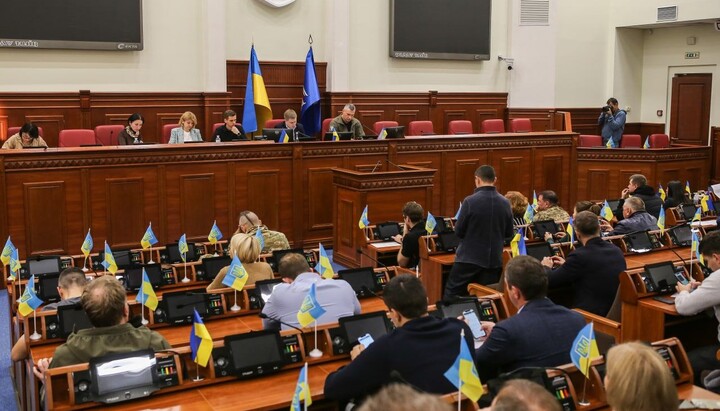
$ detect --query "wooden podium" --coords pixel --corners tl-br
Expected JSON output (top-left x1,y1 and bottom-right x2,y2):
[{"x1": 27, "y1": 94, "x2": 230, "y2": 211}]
[{"x1": 332, "y1": 165, "x2": 436, "y2": 268}]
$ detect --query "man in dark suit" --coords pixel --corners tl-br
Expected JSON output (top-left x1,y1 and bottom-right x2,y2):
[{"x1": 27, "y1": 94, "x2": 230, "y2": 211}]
[
  {"x1": 541, "y1": 210, "x2": 626, "y2": 316},
  {"x1": 614, "y1": 174, "x2": 663, "y2": 219},
  {"x1": 475, "y1": 256, "x2": 586, "y2": 381},
  {"x1": 277, "y1": 108, "x2": 306, "y2": 139}
]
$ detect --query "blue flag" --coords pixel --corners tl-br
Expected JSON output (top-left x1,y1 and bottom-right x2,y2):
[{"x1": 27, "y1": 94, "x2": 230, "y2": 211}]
[
  {"x1": 297, "y1": 283, "x2": 326, "y2": 327},
  {"x1": 570, "y1": 323, "x2": 599, "y2": 378},
  {"x1": 221, "y1": 255, "x2": 249, "y2": 291},
  {"x1": 178, "y1": 234, "x2": 189, "y2": 262},
  {"x1": 81, "y1": 229, "x2": 93, "y2": 257},
  {"x1": 208, "y1": 220, "x2": 223, "y2": 244},
  {"x1": 141, "y1": 223, "x2": 158, "y2": 249},
  {"x1": 1, "y1": 236, "x2": 16, "y2": 266},
  {"x1": 255, "y1": 228, "x2": 265, "y2": 250},
  {"x1": 300, "y1": 46, "x2": 321, "y2": 136},
  {"x1": 425, "y1": 212, "x2": 437, "y2": 235},
  {"x1": 18, "y1": 275, "x2": 43, "y2": 317},
  {"x1": 242, "y1": 45, "x2": 272, "y2": 134},
  {"x1": 444, "y1": 331, "x2": 483, "y2": 401},
  {"x1": 190, "y1": 309, "x2": 213, "y2": 367}
]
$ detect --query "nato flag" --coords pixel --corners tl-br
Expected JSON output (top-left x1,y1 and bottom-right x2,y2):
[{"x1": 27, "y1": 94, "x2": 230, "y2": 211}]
[{"x1": 300, "y1": 46, "x2": 321, "y2": 136}]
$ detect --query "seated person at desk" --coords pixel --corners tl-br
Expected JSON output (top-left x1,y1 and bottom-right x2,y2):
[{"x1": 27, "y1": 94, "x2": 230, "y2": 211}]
[
  {"x1": 600, "y1": 197, "x2": 657, "y2": 236},
  {"x1": 277, "y1": 108, "x2": 306, "y2": 138},
  {"x1": 475, "y1": 256, "x2": 585, "y2": 381},
  {"x1": 2, "y1": 122, "x2": 48, "y2": 149},
  {"x1": 504, "y1": 191, "x2": 529, "y2": 227},
  {"x1": 615, "y1": 174, "x2": 663, "y2": 220},
  {"x1": 261, "y1": 253, "x2": 359, "y2": 330},
  {"x1": 392, "y1": 201, "x2": 426, "y2": 268},
  {"x1": 324, "y1": 275, "x2": 473, "y2": 403},
  {"x1": 33, "y1": 276, "x2": 171, "y2": 378},
  {"x1": 169, "y1": 111, "x2": 203, "y2": 144},
  {"x1": 235, "y1": 210, "x2": 290, "y2": 253},
  {"x1": 11, "y1": 267, "x2": 89, "y2": 362},
  {"x1": 207, "y1": 233, "x2": 273, "y2": 291},
  {"x1": 541, "y1": 211, "x2": 626, "y2": 316},
  {"x1": 211, "y1": 109, "x2": 246, "y2": 142},
  {"x1": 532, "y1": 190, "x2": 570, "y2": 223},
  {"x1": 675, "y1": 230, "x2": 720, "y2": 388},
  {"x1": 663, "y1": 180, "x2": 692, "y2": 209},
  {"x1": 118, "y1": 113, "x2": 144, "y2": 145},
  {"x1": 605, "y1": 342, "x2": 678, "y2": 411},
  {"x1": 329, "y1": 103, "x2": 365, "y2": 139},
  {"x1": 485, "y1": 379, "x2": 561, "y2": 411},
  {"x1": 357, "y1": 383, "x2": 453, "y2": 411}
]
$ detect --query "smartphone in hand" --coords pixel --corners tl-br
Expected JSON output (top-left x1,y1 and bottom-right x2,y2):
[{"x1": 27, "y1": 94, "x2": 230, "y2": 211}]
[
  {"x1": 463, "y1": 309, "x2": 486, "y2": 339},
  {"x1": 358, "y1": 333, "x2": 375, "y2": 348}
]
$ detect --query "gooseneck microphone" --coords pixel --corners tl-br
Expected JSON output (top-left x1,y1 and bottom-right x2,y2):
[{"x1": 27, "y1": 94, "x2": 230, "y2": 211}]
[
  {"x1": 370, "y1": 160, "x2": 382, "y2": 173},
  {"x1": 258, "y1": 312, "x2": 305, "y2": 335},
  {"x1": 356, "y1": 248, "x2": 388, "y2": 268}
]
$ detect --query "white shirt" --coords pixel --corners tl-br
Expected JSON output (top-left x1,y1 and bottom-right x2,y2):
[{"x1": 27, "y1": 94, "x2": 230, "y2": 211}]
[
  {"x1": 675, "y1": 268, "x2": 720, "y2": 343},
  {"x1": 183, "y1": 130, "x2": 192, "y2": 142}
]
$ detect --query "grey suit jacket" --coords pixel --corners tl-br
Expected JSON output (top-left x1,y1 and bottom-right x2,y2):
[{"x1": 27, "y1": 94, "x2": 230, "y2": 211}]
[{"x1": 169, "y1": 127, "x2": 203, "y2": 144}]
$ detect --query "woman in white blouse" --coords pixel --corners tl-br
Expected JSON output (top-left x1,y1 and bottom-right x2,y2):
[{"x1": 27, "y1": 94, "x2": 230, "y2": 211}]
[{"x1": 169, "y1": 111, "x2": 203, "y2": 143}]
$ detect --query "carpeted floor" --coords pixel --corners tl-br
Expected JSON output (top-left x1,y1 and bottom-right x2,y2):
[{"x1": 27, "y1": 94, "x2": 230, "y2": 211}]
[{"x1": 0, "y1": 289, "x2": 19, "y2": 410}]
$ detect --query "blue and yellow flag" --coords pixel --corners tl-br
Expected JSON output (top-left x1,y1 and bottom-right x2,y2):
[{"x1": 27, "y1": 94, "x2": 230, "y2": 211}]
[
  {"x1": 136, "y1": 268, "x2": 158, "y2": 311},
  {"x1": 290, "y1": 362, "x2": 312, "y2": 411},
  {"x1": 278, "y1": 129, "x2": 289, "y2": 143},
  {"x1": 242, "y1": 45, "x2": 272, "y2": 134},
  {"x1": 8, "y1": 247, "x2": 21, "y2": 282},
  {"x1": 208, "y1": 221, "x2": 223, "y2": 244},
  {"x1": 701, "y1": 195, "x2": 715, "y2": 213},
  {"x1": 658, "y1": 184, "x2": 666, "y2": 202},
  {"x1": 443, "y1": 330, "x2": 483, "y2": 402},
  {"x1": 358, "y1": 205, "x2": 370, "y2": 229},
  {"x1": 255, "y1": 228, "x2": 265, "y2": 251},
  {"x1": 141, "y1": 223, "x2": 158, "y2": 249},
  {"x1": 657, "y1": 207, "x2": 666, "y2": 232},
  {"x1": 454, "y1": 202, "x2": 462, "y2": 220},
  {"x1": 178, "y1": 234, "x2": 189, "y2": 262},
  {"x1": 570, "y1": 322, "x2": 600, "y2": 378},
  {"x1": 102, "y1": 242, "x2": 118, "y2": 274},
  {"x1": 532, "y1": 190, "x2": 538, "y2": 210},
  {"x1": 18, "y1": 275, "x2": 43, "y2": 317},
  {"x1": 316, "y1": 243, "x2": 335, "y2": 279},
  {"x1": 692, "y1": 230, "x2": 703, "y2": 264},
  {"x1": 378, "y1": 128, "x2": 388, "y2": 140},
  {"x1": 600, "y1": 200, "x2": 614, "y2": 221},
  {"x1": 643, "y1": 137, "x2": 650, "y2": 149},
  {"x1": 190, "y1": 309, "x2": 213, "y2": 367},
  {"x1": 425, "y1": 212, "x2": 437, "y2": 235},
  {"x1": 300, "y1": 46, "x2": 321, "y2": 136},
  {"x1": 566, "y1": 217, "x2": 575, "y2": 248},
  {"x1": 221, "y1": 255, "x2": 249, "y2": 291},
  {"x1": 2, "y1": 236, "x2": 16, "y2": 266},
  {"x1": 297, "y1": 283, "x2": 326, "y2": 328},
  {"x1": 81, "y1": 229, "x2": 93, "y2": 257},
  {"x1": 692, "y1": 207, "x2": 702, "y2": 223},
  {"x1": 510, "y1": 228, "x2": 526, "y2": 257},
  {"x1": 686, "y1": 181, "x2": 692, "y2": 196},
  {"x1": 523, "y1": 204, "x2": 535, "y2": 224},
  {"x1": 606, "y1": 138, "x2": 615, "y2": 148},
  {"x1": 332, "y1": 127, "x2": 340, "y2": 142}
]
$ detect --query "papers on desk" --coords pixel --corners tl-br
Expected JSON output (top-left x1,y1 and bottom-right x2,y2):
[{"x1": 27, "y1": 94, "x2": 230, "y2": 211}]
[
  {"x1": 691, "y1": 220, "x2": 718, "y2": 228},
  {"x1": 371, "y1": 241, "x2": 400, "y2": 249},
  {"x1": 680, "y1": 399, "x2": 720, "y2": 409}
]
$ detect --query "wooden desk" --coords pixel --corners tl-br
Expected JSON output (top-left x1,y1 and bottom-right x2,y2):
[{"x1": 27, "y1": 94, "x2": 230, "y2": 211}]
[
  {"x1": 360, "y1": 242, "x2": 401, "y2": 269},
  {"x1": 421, "y1": 253, "x2": 455, "y2": 303}
]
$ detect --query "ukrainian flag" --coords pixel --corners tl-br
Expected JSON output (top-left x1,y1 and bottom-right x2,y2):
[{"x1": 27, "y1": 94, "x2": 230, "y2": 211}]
[
  {"x1": 692, "y1": 230, "x2": 703, "y2": 264},
  {"x1": 377, "y1": 128, "x2": 388, "y2": 140},
  {"x1": 692, "y1": 207, "x2": 702, "y2": 223},
  {"x1": 443, "y1": 330, "x2": 483, "y2": 402},
  {"x1": 297, "y1": 283, "x2": 326, "y2": 328},
  {"x1": 332, "y1": 128, "x2": 340, "y2": 142},
  {"x1": 600, "y1": 200, "x2": 614, "y2": 221},
  {"x1": 221, "y1": 255, "x2": 249, "y2": 291},
  {"x1": 290, "y1": 363, "x2": 312, "y2": 411},
  {"x1": 658, "y1": 184, "x2": 666, "y2": 202},
  {"x1": 137, "y1": 268, "x2": 158, "y2": 311},
  {"x1": 242, "y1": 45, "x2": 272, "y2": 134},
  {"x1": 8, "y1": 247, "x2": 21, "y2": 281},
  {"x1": 316, "y1": 243, "x2": 335, "y2": 279},
  {"x1": 643, "y1": 137, "x2": 650, "y2": 149},
  {"x1": 523, "y1": 204, "x2": 534, "y2": 224},
  {"x1": 190, "y1": 309, "x2": 213, "y2": 367},
  {"x1": 178, "y1": 234, "x2": 189, "y2": 262},
  {"x1": 278, "y1": 129, "x2": 289, "y2": 143},
  {"x1": 81, "y1": 229, "x2": 93, "y2": 257},
  {"x1": 425, "y1": 212, "x2": 437, "y2": 235},
  {"x1": 454, "y1": 202, "x2": 463, "y2": 220},
  {"x1": 255, "y1": 228, "x2": 265, "y2": 250},
  {"x1": 566, "y1": 217, "x2": 575, "y2": 248},
  {"x1": 141, "y1": 223, "x2": 158, "y2": 249},
  {"x1": 208, "y1": 221, "x2": 223, "y2": 244},
  {"x1": 510, "y1": 228, "x2": 526, "y2": 257},
  {"x1": 701, "y1": 195, "x2": 715, "y2": 213},
  {"x1": 686, "y1": 181, "x2": 692, "y2": 196},
  {"x1": 1, "y1": 236, "x2": 16, "y2": 266},
  {"x1": 102, "y1": 242, "x2": 118, "y2": 274},
  {"x1": 532, "y1": 190, "x2": 538, "y2": 210},
  {"x1": 18, "y1": 275, "x2": 43, "y2": 317},
  {"x1": 358, "y1": 205, "x2": 370, "y2": 229},
  {"x1": 570, "y1": 322, "x2": 600, "y2": 378},
  {"x1": 657, "y1": 207, "x2": 665, "y2": 232},
  {"x1": 606, "y1": 138, "x2": 615, "y2": 148}
]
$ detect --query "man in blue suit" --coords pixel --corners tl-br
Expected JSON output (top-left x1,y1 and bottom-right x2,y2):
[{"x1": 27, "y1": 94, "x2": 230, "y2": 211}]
[{"x1": 475, "y1": 255, "x2": 586, "y2": 380}]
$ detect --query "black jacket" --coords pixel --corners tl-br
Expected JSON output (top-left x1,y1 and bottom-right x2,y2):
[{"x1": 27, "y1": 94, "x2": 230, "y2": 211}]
[
  {"x1": 212, "y1": 124, "x2": 247, "y2": 142},
  {"x1": 616, "y1": 185, "x2": 663, "y2": 220},
  {"x1": 547, "y1": 237, "x2": 626, "y2": 316}
]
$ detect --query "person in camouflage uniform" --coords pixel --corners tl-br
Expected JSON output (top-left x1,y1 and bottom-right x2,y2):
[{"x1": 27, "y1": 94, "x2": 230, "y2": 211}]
[
  {"x1": 235, "y1": 210, "x2": 290, "y2": 253},
  {"x1": 532, "y1": 190, "x2": 570, "y2": 223}
]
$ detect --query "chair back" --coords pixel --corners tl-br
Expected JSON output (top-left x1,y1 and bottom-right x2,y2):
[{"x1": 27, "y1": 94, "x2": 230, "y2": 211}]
[
  {"x1": 94, "y1": 125, "x2": 124, "y2": 146},
  {"x1": 161, "y1": 124, "x2": 175, "y2": 144},
  {"x1": 448, "y1": 120, "x2": 473, "y2": 135},
  {"x1": 8, "y1": 126, "x2": 44, "y2": 137},
  {"x1": 578, "y1": 134, "x2": 602, "y2": 147},
  {"x1": 481, "y1": 119, "x2": 505, "y2": 133},
  {"x1": 58, "y1": 129, "x2": 96, "y2": 147},
  {"x1": 649, "y1": 133, "x2": 670, "y2": 148},
  {"x1": 373, "y1": 121, "x2": 399, "y2": 135},
  {"x1": 620, "y1": 134, "x2": 642, "y2": 148},
  {"x1": 322, "y1": 118, "x2": 333, "y2": 134},
  {"x1": 510, "y1": 118, "x2": 532, "y2": 133},
  {"x1": 264, "y1": 119, "x2": 284, "y2": 129},
  {"x1": 407, "y1": 121, "x2": 435, "y2": 136}
]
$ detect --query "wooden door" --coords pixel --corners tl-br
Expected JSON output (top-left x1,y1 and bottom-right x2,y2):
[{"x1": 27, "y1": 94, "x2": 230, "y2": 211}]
[{"x1": 670, "y1": 73, "x2": 712, "y2": 145}]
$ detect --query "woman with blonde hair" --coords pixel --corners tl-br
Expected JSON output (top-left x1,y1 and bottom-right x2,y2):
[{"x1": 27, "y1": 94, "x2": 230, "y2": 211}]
[
  {"x1": 169, "y1": 111, "x2": 203, "y2": 143},
  {"x1": 207, "y1": 233, "x2": 273, "y2": 291},
  {"x1": 505, "y1": 191, "x2": 529, "y2": 227},
  {"x1": 605, "y1": 341, "x2": 678, "y2": 411}
]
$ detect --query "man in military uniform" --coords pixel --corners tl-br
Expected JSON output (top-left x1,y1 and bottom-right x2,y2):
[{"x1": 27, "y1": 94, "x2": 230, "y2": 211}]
[
  {"x1": 532, "y1": 190, "x2": 570, "y2": 223},
  {"x1": 235, "y1": 210, "x2": 290, "y2": 253}
]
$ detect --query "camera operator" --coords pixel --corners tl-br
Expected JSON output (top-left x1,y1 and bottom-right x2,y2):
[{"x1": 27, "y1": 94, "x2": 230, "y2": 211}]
[{"x1": 597, "y1": 97, "x2": 626, "y2": 147}]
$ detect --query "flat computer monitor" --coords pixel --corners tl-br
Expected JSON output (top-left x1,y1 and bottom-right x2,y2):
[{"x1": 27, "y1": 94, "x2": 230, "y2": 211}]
[
  {"x1": 89, "y1": 350, "x2": 158, "y2": 403},
  {"x1": 323, "y1": 131, "x2": 354, "y2": 141},
  {"x1": 271, "y1": 248, "x2": 307, "y2": 269},
  {"x1": 382, "y1": 126, "x2": 405, "y2": 139},
  {"x1": 97, "y1": 249, "x2": 133, "y2": 269},
  {"x1": 339, "y1": 311, "x2": 391, "y2": 347},
  {"x1": 37, "y1": 273, "x2": 61, "y2": 303},
  {"x1": 199, "y1": 256, "x2": 231, "y2": 281},
  {"x1": 436, "y1": 299, "x2": 481, "y2": 322},
  {"x1": 606, "y1": 199, "x2": 621, "y2": 213},
  {"x1": 682, "y1": 204, "x2": 697, "y2": 220},
  {"x1": 625, "y1": 231, "x2": 654, "y2": 252},
  {"x1": 162, "y1": 291, "x2": 208, "y2": 324},
  {"x1": 533, "y1": 220, "x2": 558, "y2": 238},
  {"x1": 525, "y1": 242, "x2": 554, "y2": 262},
  {"x1": 225, "y1": 330, "x2": 286, "y2": 377},
  {"x1": 254, "y1": 278, "x2": 283, "y2": 305},
  {"x1": 374, "y1": 222, "x2": 401, "y2": 241},
  {"x1": 27, "y1": 255, "x2": 62, "y2": 276},
  {"x1": 165, "y1": 242, "x2": 198, "y2": 264},
  {"x1": 261, "y1": 128, "x2": 286, "y2": 142},
  {"x1": 338, "y1": 267, "x2": 379, "y2": 298},
  {"x1": 644, "y1": 261, "x2": 678, "y2": 294},
  {"x1": 435, "y1": 231, "x2": 460, "y2": 252},
  {"x1": 669, "y1": 225, "x2": 692, "y2": 247},
  {"x1": 58, "y1": 303, "x2": 93, "y2": 338},
  {"x1": 434, "y1": 216, "x2": 453, "y2": 233},
  {"x1": 124, "y1": 264, "x2": 163, "y2": 290}
]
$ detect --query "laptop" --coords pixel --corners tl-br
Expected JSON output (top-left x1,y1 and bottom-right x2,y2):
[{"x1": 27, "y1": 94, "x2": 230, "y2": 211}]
[
  {"x1": 323, "y1": 131, "x2": 354, "y2": 141},
  {"x1": 525, "y1": 242, "x2": 555, "y2": 262}
]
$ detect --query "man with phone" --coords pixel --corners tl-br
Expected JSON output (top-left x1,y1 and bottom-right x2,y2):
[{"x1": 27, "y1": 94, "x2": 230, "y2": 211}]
[
  {"x1": 675, "y1": 230, "x2": 720, "y2": 389},
  {"x1": 324, "y1": 275, "x2": 474, "y2": 404}
]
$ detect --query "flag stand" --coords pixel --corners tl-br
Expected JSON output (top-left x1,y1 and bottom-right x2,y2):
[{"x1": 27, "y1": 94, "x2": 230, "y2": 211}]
[
  {"x1": 308, "y1": 321, "x2": 323, "y2": 358},
  {"x1": 181, "y1": 252, "x2": 190, "y2": 283},
  {"x1": 213, "y1": 243, "x2": 219, "y2": 257},
  {"x1": 82, "y1": 255, "x2": 89, "y2": 272},
  {"x1": 16, "y1": 272, "x2": 22, "y2": 304},
  {"x1": 147, "y1": 246, "x2": 155, "y2": 264},
  {"x1": 578, "y1": 363, "x2": 591, "y2": 406},
  {"x1": 456, "y1": 379, "x2": 462, "y2": 411},
  {"x1": 193, "y1": 363, "x2": 203, "y2": 382},
  {"x1": 139, "y1": 292, "x2": 149, "y2": 325},
  {"x1": 30, "y1": 311, "x2": 41, "y2": 341},
  {"x1": 230, "y1": 289, "x2": 241, "y2": 312}
]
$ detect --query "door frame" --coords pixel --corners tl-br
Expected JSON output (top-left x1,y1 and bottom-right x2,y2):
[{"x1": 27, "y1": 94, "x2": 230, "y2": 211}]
[{"x1": 666, "y1": 64, "x2": 716, "y2": 145}]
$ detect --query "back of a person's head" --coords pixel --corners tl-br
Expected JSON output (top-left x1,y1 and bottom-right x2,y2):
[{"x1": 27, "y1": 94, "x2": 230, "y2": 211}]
[
  {"x1": 605, "y1": 342, "x2": 678, "y2": 411},
  {"x1": 505, "y1": 191, "x2": 529, "y2": 217},
  {"x1": 539, "y1": 190, "x2": 559, "y2": 206},
  {"x1": 629, "y1": 174, "x2": 647, "y2": 187},
  {"x1": 700, "y1": 230, "x2": 720, "y2": 257},
  {"x1": 58, "y1": 267, "x2": 88, "y2": 291},
  {"x1": 624, "y1": 196, "x2": 645, "y2": 212},
  {"x1": 492, "y1": 379, "x2": 561, "y2": 411},
  {"x1": 666, "y1": 180, "x2": 687, "y2": 203},
  {"x1": 574, "y1": 200, "x2": 601, "y2": 216},
  {"x1": 504, "y1": 255, "x2": 548, "y2": 300},
  {"x1": 475, "y1": 165, "x2": 496, "y2": 183},
  {"x1": 402, "y1": 201, "x2": 425, "y2": 224},
  {"x1": 382, "y1": 274, "x2": 428, "y2": 319},
  {"x1": 229, "y1": 232, "x2": 260, "y2": 263},
  {"x1": 357, "y1": 383, "x2": 452, "y2": 411},
  {"x1": 81, "y1": 275, "x2": 126, "y2": 328},
  {"x1": 278, "y1": 253, "x2": 310, "y2": 280},
  {"x1": 574, "y1": 211, "x2": 600, "y2": 237}
]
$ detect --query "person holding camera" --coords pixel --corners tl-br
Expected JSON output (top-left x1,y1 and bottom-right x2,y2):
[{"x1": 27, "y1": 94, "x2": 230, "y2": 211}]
[{"x1": 598, "y1": 97, "x2": 626, "y2": 147}]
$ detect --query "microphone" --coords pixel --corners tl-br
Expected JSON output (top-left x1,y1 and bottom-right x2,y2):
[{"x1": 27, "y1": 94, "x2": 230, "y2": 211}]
[
  {"x1": 258, "y1": 312, "x2": 305, "y2": 335},
  {"x1": 386, "y1": 159, "x2": 403, "y2": 171},
  {"x1": 361, "y1": 122, "x2": 377, "y2": 138},
  {"x1": 360, "y1": 285, "x2": 385, "y2": 302},
  {"x1": 370, "y1": 160, "x2": 382, "y2": 173},
  {"x1": 356, "y1": 248, "x2": 388, "y2": 268}
]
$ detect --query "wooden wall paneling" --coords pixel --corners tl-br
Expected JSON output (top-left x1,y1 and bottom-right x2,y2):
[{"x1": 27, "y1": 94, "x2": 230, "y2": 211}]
[
  {"x1": 453, "y1": 159, "x2": 483, "y2": 212},
  {"x1": 557, "y1": 108, "x2": 601, "y2": 135},
  {"x1": 711, "y1": 127, "x2": 720, "y2": 183},
  {"x1": 0, "y1": 115, "x2": 8, "y2": 140},
  {"x1": 395, "y1": 153, "x2": 443, "y2": 214},
  {"x1": 306, "y1": 167, "x2": 338, "y2": 233},
  {"x1": 584, "y1": 170, "x2": 611, "y2": 202},
  {"x1": 494, "y1": 152, "x2": 529, "y2": 198},
  {"x1": 433, "y1": 92, "x2": 508, "y2": 134},
  {"x1": 395, "y1": 110, "x2": 421, "y2": 128},
  {"x1": 656, "y1": 167, "x2": 682, "y2": 185},
  {"x1": 538, "y1": 153, "x2": 568, "y2": 209},
  {"x1": 179, "y1": 173, "x2": 217, "y2": 241},
  {"x1": 201, "y1": 93, "x2": 233, "y2": 139},
  {"x1": 245, "y1": 169, "x2": 282, "y2": 236},
  {"x1": 624, "y1": 123, "x2": 666, "y2": 137},
  {"x1": 156, "y1": 113, "x2": 185, "y2": 143},
  {"x1": 105, "y1": 178, "x2": 146, "y2": 249},
  {"x1": 442, "y1": 110, "x2": 468, "y2": 135},
  {"x1": 23, "y1": 181, "x2": 67, "y2": 255},
  {"x1": 473, "y1": 109, "x2": 503, "y2": 131},
  {"x1": 358, "y1": 110, "x2": 384, "y2": 132}
]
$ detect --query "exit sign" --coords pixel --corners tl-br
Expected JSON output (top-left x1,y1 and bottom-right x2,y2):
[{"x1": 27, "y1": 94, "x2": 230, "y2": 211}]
[{"x1": 685, "y1": 51, "x2": 700, "y2": 59}]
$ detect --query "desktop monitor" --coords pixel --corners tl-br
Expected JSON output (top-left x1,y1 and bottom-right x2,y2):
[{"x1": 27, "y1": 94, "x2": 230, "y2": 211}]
[
  {"x1": 533, "y1": 220, "x2": 558, "y2": 238},
  {"x1": 97, "y1": 249, "x2": 133, "y2": 269},
  {"x1": 669, "y1": 225, "x2": 692, "y2": 247},
  {"x1": 262, "y1": 128, "x2": 286, "y2": 142},
  {"x1": 435, "y1": 231, "x2": 460, "y2": 252},
  {"x1": 165, "y1": 242, "x2": 199, "y2": 264},
  {"x1": 89, "y1": 350, "x2": 158, "y2": 403},
  {"x1": 37, "y1": 273, "x2": 61, "y2": 303},
  {"x1": 381, "y1": 126, "x2": 405, "y2": 139},
  {"x1": 27, "y1": 255, "x2": 62, "y2": 277},
  {"x1": 162, "y1": 291, "x2": 209, "y2": 324},
  {"x1": 644, "y1": 261, "x2": 678, "y2": 294},
  {"x1": 606, "y1": 199, "x2": 621, "y2": 213},
  {"x1": 339, "y1": 311, "x2": 391, "y2": 347},
  {"x1": 58, "y1": 303, "x2": 93, "y2": 338},
  {"x1": 271, "y1": 248, "x2": 308, "y2": 270},
  {"x1": 225, "y1": 330, "x2": 286, "y2": 377},
  {"x1": 323, "y1": 131, "x2": 354, "y2": 141},
  {"x1": 374, "y1": 222, "x2": 402, "y2": 241},
  {"x1": 625, "y1": 231, "x2": 654, "y2": 252},
  {"x1": 199, "y1": 256, "x2": 231, "y2": 281},
  {"x1": 525, "y1": 242, "x2": 554, "y2": 262},
  {"x1": 682, "y1": 204, "x2": 697, "y2": 220},
  {"x1": 338, "y1": 267, "x2": 380, "y2": 297},
  {"x1": 254, "y1": 278, "x2": 283, "y2": 305},
  {"x1": 434, "y1": 216, "x2": 453, "y2": 233},
  {"x1": 124, "y1": 264, "x2": 163, "y2": 290}
]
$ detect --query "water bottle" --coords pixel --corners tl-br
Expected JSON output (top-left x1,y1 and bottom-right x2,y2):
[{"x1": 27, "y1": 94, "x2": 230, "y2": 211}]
[{"x1": 215, "y1": 135, "x2": 221, "y2": 143}]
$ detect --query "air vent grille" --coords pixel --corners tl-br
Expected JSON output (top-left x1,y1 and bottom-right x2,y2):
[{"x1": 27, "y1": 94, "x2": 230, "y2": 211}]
[
  {"x1": 520, "y1": 0, "x2": 550, "y2": 26},
  {"x1": 657, "y1": 6, "x2": 678, "y2": 22}
]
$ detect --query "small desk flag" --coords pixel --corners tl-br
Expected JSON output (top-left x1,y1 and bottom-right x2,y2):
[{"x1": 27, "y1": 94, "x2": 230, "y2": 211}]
[
  {"x1": 532, "y1": 190, "x2": 538, "y2": 210},
  {"x1": 221, "y1": 255, "x2": 249, "y2": 291},
  {"x1": 443, "y1": 330, "x2": 483, "y2": 402},
  {"x1": 141, "y1": 223, "x2": 158, "y2": 249},
  {"x1": 692, "y1": 230, "x2": 703, "y2": 264},
  {"x1": 178, "y1": 234, "x2": 189, "y2": 262},
  {"x1": 692, "y1": 207, "x2": 702, "y2": 223},
  {"x1": 279, "y1": 129, "x2": 289, "y2": 143},
  {"x1": 255, "y1": 228, "x2": 265, "y2": 250},
  {"x1": 657, "y1": 207, "x2": 666, "y2": 232},
  {"x1": 290, "y1": 363, "x2": 312, "y2": 411},
  {"x1": 81, "y1": 229, "x2": 93, "y2": 257},
  {"x1": 425, "y1": 212, "x2": 437, "y2": 235},
  {"x1": 102, "y1": 242, "x2": 118, "y2": 274},
  {"x1": 454, "y1": 202, "x2": 463, "y2": 220},
  {"x1": 606, "y1": 138, "x2": 615, "y2": 148},
  {"x1": 18, "y1": 275, "x2": 43, "y2": 317},
  {"x1": 297, "y1": 283, "x2": 326, "y2": 328},
  {"x1": 643, "y1": 137, "x2": 650, "y2": 149},
  {"x1": 208, "y1": 221, "x2": 223, "y2": 244},
  {"x1": 566, "y1": 217, "x2": 575, "y2": 248},
  {"x1": 600, "y1": 200, "x2": 614, "y2": 221},
  {"x1": 9, "y1": 247, "x2": 21, "y2": 281},
  {"x1": 686, "y1": 181, "x2": 692, "y2": 196},
  {"x1": 358, "y1": 205, "x2": 370, "y2": 229},
  {"x1": 658, "y1": 184, "x2": 666, "y2": 202},
  {"x1": 190, "y1": 309, "x2": 213, "y2": 367},
  {"x1": 2, "y1": 236, "x2": 16, "y2": 266},
  {"x1": 510, "y1": 228, "x2": 526, "y2": 257},
  {"x1": 137, "y1": 268, "x2": 159, "y2": 311},
  {"x1": 523, "y1": 204, "x2": 535, "y2": 224},
  {"x1": 316, "y1": 243, "x2": 335, "y2": 279},
  {"x1": 378, "y1": 128, "x2": 388, "y2": 140},
  {"x1": 570, "y1": 323, "x2": 600, "y2": 378}
]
